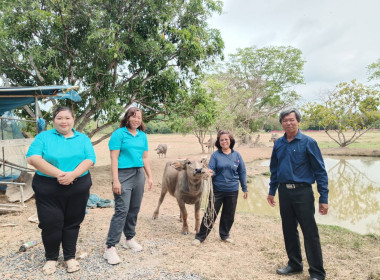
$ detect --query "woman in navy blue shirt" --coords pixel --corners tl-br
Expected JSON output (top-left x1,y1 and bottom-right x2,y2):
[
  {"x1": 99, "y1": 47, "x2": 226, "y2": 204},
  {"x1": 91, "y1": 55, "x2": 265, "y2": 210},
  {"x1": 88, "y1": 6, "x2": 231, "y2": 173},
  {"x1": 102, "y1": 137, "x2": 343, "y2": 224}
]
[
  {"x1": 193, "y1": 130, "x2": 248, "y2": 245},
  {"x1": 27, "y1": 107, "x2": 95, "y2": 275}
]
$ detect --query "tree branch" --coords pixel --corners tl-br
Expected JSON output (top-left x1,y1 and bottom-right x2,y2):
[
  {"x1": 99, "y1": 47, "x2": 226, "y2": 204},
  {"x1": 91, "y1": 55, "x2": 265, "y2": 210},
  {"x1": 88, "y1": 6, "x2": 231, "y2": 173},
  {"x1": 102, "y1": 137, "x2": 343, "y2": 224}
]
[
  {"x1": 0, "y1": 75, "x2": 10, "y2": 86},
  {"x1": 88, "y1": 122, "x2": 113, "y2": 138},
  {"x1": 76, "y1": 101, "x2": 100, "y2": 132},
  {"x1": 91, "y1": 132, "x2": 113, "y2": 146},
  {"x1": 324, "y1": 130, "x2": 342, "y2": 146},
  {"x1": 28, "y1": 55, "x2": 45, "y2": 83}
]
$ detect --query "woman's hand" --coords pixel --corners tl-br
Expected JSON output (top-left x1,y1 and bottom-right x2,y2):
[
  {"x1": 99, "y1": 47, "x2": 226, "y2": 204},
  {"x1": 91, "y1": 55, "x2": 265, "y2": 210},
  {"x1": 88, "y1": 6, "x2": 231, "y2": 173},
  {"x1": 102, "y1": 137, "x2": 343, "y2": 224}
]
[
  {"x1": 243, "y1": 191, "x2": 248, "y2": 199},
  {"x1": 57, "y1": 172, "x2": 76, "y2": 185},
  {"x1": 112, "y1": 180, "x2": 122, "y2": 195},
  {"x1": 147, "y1": 177, "x2": 153, "y2": 191}
]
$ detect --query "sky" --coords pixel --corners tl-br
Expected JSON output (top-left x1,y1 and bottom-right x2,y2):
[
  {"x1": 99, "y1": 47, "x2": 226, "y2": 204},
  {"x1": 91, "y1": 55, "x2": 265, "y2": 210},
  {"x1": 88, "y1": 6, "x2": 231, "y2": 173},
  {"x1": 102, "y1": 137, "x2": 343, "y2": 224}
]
[{"x1": 208, "y1": 0, "x2": 380, "y2": 103}]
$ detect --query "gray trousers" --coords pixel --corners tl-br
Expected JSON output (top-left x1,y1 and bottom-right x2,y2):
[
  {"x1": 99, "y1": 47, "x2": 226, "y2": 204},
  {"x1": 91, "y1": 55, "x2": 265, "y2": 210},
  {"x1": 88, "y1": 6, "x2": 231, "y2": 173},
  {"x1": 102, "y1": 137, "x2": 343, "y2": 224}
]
[{"x1": 106, "y1": 167, "x2": 145, "y2": 247}]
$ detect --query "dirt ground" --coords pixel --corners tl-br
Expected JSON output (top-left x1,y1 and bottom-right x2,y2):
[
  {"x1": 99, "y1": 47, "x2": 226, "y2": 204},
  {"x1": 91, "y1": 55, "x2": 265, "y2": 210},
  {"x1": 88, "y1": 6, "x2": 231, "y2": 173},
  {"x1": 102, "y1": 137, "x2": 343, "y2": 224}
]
[{"x1": 0, "y1": 132, "x2": 379, "y2": 279}]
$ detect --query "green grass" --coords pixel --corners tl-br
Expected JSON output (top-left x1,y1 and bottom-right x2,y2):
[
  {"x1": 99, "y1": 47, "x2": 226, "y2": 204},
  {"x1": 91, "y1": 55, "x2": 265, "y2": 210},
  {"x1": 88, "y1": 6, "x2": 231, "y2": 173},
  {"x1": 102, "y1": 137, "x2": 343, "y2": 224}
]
[
  {"x1": 318, "y1": 141, "x2": 380, "y2": 149},
  {"x1": 303, "y1": 130, "x2": 380, "y2": 149},
  {"x1": 319, "y1": 224, "x2": 379, "y2": 251}
]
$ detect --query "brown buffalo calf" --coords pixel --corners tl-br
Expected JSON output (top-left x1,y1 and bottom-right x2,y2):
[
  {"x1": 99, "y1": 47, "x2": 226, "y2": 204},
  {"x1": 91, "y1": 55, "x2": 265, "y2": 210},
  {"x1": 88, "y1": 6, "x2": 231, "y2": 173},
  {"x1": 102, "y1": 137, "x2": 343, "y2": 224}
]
[{"x1": 153, "y1": 158, "x2": 208, "y2": 234}]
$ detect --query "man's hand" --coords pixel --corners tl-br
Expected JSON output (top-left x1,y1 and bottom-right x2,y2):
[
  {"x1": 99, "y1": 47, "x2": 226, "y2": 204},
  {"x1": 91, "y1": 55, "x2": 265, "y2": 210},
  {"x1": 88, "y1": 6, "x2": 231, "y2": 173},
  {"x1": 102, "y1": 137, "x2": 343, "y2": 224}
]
[
  {"x1": 319, "y1": 203, "x2": 328, "y2": 215},
  {"x1": 243, "y1": 191, "x2": 248, "y2": 199},
  {"x1": 267, "y1": 195, "x2": 276, "y2": 207}
]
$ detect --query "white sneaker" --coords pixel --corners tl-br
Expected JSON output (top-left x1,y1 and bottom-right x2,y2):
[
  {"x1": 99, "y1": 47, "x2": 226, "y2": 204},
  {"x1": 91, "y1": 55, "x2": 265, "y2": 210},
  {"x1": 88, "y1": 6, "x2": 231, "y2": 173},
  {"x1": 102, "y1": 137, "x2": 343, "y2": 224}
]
[
  {"x1": 123, "y1": 238, "x2": 143, "y2": 252},
  {"x1": 192, "y1": 239, "x2": 201, "y2": 246},
  {"x1": 103, "y1": 247, "x2": 121, "y2": 265},
  {"x1": 222, "y1": 238, "x2": 234, "y2": 244}
]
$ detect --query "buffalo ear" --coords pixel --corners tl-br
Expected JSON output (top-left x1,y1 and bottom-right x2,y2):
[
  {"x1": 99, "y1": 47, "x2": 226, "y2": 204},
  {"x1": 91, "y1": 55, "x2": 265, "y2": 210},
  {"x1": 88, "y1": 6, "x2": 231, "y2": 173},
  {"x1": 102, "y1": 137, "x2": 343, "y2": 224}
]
[
  {"x1": 201, "y1": 157, "x2": 208, "y2": 165},
  {"x1": 170, "y1": 159, "x2": 188, "y2": 170}
]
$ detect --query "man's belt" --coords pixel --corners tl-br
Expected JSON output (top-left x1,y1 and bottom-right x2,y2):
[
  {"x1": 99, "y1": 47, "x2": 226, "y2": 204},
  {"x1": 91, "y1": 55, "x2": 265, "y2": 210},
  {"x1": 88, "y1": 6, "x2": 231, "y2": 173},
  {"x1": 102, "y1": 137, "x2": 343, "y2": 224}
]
[{"x1": 280, "y1": 183, "x2": 311, "y2": 189}]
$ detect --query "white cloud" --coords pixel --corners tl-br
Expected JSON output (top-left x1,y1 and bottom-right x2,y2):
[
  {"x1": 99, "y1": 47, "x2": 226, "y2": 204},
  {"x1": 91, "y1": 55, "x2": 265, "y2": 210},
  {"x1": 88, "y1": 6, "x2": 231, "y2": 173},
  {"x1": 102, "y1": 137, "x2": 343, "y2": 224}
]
[{"x1": 209, "y1": 0, "x2": 380, "y2": 100}]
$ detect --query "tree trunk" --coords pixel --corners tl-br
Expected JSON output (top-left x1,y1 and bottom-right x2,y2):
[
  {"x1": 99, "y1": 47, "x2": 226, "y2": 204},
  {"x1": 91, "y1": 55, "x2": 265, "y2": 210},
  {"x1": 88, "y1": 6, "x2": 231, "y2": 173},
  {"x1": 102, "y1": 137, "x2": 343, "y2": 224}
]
[{"x1": 91, "y1": 132, "x2": 112, "y2": 146}]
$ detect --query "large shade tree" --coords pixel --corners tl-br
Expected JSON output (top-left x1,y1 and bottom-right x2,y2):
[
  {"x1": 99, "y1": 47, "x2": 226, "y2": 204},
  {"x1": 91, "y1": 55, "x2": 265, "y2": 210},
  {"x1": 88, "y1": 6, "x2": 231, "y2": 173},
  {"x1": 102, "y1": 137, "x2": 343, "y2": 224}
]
[
  {"x1": 170, "y1": 79, "x2": 217, "y2": 153},
  {"x1": 205, "y1": 46, "x2": 305, "y2": 142},
  {"x1": 302, "y1": 80, "x2": 380, "y2": 147},
  {"x1": 0, "y1": 0, "x2": 224, "y2": 143}
]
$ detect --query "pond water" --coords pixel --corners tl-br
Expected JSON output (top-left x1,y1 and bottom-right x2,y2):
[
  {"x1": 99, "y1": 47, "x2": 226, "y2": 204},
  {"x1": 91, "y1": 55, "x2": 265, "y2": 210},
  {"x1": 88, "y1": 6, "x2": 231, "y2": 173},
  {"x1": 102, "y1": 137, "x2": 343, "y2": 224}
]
[{"x1": 237, "y1": 156, "x2": 380, "y2": 235}]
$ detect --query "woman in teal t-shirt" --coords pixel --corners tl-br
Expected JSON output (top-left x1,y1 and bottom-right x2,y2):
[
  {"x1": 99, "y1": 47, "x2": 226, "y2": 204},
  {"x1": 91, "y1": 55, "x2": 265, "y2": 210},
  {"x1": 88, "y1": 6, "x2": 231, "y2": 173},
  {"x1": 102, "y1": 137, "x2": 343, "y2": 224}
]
[
  {"x1": 103, "y1": 107, "x2": 153, "y2": 265},
  {"x1": 26, "y1": 107, "x2": 95, "y2": 275}
]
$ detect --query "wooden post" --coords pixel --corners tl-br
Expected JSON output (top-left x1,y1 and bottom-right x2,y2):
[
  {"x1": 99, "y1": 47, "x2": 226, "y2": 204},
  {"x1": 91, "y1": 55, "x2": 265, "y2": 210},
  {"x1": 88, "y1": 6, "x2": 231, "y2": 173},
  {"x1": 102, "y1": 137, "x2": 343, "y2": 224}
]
[
  {"x1": 0, "y1": 181, "x2": 26, "y2": 206},
  {"x1": 1, "y1": 118, "x2": 4, "y2": 177},
  {"x1": 35, "y1": 96, "x2": 39, "y2": 134},
  {"x1": 19, "y1": 184, "x2": 24, "y2": 207}
]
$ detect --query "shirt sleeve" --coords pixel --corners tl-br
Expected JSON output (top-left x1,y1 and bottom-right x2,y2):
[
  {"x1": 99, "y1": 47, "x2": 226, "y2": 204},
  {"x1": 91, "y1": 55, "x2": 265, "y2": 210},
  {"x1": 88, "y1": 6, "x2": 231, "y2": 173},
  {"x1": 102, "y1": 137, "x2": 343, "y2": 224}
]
[
  {"x1": 269, "y1": 143, "x2": 279, "y2": 196},
  {"x1": 26, "y1": 133, "x2": 44, "y2": 157},
  {"x1": 83, "y1": 135, "x2": 96, "y2": 164},
  {"x1": 208, "y1": 153, "x2": 216, "y2": 176},
  {"x1": 237, "y1": 153, "x2": 248, "y2": 192},
  {"x1": 108, "y1": 129, "x2": 122, "y2": 150},
  {"x1": 307, "y1": 139, "x2": 329, "y2": 204},
  {"x1": 143, "y1": 133, "x2": 148, "y2": 151}
]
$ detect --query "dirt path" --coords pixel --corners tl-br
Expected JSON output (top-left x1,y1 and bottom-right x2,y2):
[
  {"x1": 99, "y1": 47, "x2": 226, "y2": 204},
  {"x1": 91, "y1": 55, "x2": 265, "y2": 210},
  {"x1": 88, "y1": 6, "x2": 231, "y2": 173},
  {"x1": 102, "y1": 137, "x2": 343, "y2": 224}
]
[{"x1": 0, "y1": 133, "x2": 379, "y2": 279}]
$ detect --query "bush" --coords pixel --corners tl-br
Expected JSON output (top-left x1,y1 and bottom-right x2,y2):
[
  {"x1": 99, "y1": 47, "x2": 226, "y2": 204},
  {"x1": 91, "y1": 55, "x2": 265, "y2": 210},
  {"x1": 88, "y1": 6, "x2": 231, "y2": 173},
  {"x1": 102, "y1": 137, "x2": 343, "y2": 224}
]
[{"x1": 145, "y1": 120, "x2": 173, "y2": 134}]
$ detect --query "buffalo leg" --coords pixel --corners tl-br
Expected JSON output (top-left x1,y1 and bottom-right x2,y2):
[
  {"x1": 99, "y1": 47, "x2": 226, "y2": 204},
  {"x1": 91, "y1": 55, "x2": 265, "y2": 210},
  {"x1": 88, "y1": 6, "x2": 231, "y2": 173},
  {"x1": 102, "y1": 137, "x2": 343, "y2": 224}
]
[
  {"x1": 152, "y1": 186, "x2": 168, "y2": 219},
  {"x1": 176, "y1": 199, "x2": 189, "y2": 235}
]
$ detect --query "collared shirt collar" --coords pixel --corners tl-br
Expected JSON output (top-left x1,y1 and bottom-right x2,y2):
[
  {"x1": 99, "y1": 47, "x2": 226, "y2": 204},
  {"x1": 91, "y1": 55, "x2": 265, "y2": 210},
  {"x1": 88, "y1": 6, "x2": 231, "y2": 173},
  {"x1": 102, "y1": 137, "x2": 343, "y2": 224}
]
[
  {"x1": 52, "y1": 128, "x2": 79, "y2": 138},
  {"x1": 123, "y1": 127, "x2": 140, "y2": 136},
  {"x1": 282, "y1": 129, "x2": 302, "y2": 143}
]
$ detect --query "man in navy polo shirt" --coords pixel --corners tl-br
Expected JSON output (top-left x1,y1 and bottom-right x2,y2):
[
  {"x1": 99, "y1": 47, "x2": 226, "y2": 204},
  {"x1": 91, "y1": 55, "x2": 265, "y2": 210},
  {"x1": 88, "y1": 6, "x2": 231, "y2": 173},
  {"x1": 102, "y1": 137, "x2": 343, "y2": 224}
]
[{"x1": 267, "y1": 108, "x2": 329, "y2": 280}]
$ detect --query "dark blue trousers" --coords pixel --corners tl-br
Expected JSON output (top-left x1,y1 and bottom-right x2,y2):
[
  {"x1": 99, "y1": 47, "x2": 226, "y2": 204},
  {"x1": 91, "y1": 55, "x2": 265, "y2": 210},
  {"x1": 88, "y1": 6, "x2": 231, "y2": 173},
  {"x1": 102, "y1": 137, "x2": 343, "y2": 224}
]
[{"x1": 278, "y1": 184, "x2": 326, "y2": 280}]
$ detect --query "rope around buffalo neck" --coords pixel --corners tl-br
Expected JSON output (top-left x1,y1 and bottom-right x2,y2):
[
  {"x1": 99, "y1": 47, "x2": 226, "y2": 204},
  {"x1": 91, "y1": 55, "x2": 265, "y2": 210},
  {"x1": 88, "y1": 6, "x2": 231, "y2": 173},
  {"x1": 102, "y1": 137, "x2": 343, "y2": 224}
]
[{"x1": 200, "y1": 176, "x2": 216, "y2": 230}]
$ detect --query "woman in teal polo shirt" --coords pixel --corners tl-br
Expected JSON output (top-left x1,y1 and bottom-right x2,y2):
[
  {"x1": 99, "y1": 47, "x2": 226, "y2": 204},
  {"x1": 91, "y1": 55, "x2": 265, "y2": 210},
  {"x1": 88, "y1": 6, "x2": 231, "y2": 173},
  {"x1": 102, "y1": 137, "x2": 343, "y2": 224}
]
[
  {"x1": 26, "y1": 107, "x2": 95, "y2": 275},
  {"x1": 103, "y1": 107, "x2": 153, "y2": 265}
]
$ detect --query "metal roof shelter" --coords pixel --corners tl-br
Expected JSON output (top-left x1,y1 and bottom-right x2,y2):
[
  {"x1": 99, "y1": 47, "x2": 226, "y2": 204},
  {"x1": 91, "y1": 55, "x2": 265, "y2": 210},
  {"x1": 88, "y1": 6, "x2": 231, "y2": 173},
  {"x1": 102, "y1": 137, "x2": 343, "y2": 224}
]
[{"x1": 0, "y1": 85, "x2": 80, "y2": 115}]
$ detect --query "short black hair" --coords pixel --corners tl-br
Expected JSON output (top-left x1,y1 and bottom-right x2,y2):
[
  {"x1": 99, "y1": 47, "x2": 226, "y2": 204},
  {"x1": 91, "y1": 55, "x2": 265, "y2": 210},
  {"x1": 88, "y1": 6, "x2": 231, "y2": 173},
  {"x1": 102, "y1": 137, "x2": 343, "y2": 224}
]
[
  {"x1": 215, "y1": 130, "x2": 235, "y2": 151},
  {"x1": 53, "y1": 106, "x2": 74, "y2": 119}
]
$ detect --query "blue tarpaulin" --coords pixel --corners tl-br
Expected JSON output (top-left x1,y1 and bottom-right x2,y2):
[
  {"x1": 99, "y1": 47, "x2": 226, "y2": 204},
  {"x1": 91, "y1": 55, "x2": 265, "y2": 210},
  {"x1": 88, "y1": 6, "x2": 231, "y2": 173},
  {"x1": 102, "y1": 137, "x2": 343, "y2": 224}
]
[{"x1": 0, "y1": 85, "x2": 80, "y2": 115}]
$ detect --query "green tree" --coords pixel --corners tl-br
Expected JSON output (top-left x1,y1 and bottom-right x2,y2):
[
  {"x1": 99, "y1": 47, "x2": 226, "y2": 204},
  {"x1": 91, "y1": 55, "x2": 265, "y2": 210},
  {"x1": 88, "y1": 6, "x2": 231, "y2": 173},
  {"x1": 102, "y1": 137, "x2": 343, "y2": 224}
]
[
  {"x1": 0, "y1": 0, "x2": 224, "y2": 144},
  {"x1": 302, "y1": 80, "x2": 380, "y2": 147},
  {"x1": 368, "y1": 58, "x2": 380, "y2": 88},
  {"x1": 205, "y1": 46, "x2": 304, "y2": 143},
  {"x1": 170, "y1": 80, "x2": 217, "y2": 153},
  {"x1": 203, "y1": 74, "x2": 235, "y2": 133}
]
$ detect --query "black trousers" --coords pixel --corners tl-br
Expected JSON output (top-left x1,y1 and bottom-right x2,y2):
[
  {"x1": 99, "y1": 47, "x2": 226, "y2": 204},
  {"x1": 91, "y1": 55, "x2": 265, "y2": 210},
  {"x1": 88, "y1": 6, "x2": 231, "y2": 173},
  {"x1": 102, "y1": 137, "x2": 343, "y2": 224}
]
[
  {"x1": 195, "y1": 190, "x2": 238, "y2": 242},
  {"x1": 32, "y1": 173, "x2": 92, "y2": 261},
  {"x1": 278, "y1": 184, "x2": 326, "y2": 280}
]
